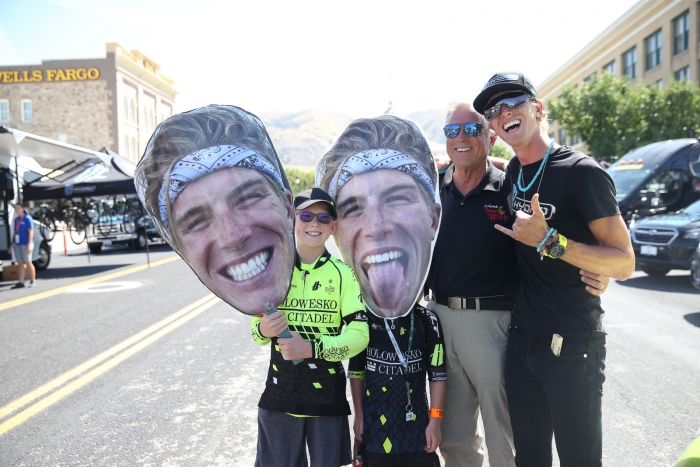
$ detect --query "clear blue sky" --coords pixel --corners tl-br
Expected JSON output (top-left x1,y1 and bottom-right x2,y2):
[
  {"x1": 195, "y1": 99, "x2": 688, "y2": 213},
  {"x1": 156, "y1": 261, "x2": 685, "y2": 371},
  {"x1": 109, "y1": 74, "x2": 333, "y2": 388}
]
[{"x1": 1, "y1": 0, "x2": 640, "y2": 117}]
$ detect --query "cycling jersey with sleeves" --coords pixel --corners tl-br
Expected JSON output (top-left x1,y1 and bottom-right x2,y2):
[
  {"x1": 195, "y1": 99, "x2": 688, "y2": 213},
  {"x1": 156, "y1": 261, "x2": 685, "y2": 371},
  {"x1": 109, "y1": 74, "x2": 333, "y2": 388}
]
[
  {"x1": 251, "y1": 249, "x2": 369, "y2": 416},
  {"x1": 348, "y1": 305, "x2": 446, "y2": 465}
]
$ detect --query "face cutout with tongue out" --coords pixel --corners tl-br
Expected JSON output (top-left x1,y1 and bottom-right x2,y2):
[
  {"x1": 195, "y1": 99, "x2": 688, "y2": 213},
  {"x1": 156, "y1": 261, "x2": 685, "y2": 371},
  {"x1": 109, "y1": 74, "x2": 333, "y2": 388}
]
[
  {"x1": 172, "y1": 167, "x2": 295, "y2": 315},
  {"x1": 334, "y1": 169, "x2": 440, "y2": 318}
]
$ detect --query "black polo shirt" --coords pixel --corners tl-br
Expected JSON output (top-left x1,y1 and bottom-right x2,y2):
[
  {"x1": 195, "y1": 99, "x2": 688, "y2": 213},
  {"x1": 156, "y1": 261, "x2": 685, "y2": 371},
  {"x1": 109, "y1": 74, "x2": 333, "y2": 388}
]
[{"x1": 426, "y1": 160, "x2": 519, "y2": 302}]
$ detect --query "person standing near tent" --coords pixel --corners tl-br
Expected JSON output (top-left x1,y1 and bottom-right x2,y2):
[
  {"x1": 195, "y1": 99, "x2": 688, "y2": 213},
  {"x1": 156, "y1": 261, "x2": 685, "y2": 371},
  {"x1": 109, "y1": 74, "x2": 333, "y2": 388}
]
[{"x1": 8, "y1": 203, "x2": 36, "y2": 289}]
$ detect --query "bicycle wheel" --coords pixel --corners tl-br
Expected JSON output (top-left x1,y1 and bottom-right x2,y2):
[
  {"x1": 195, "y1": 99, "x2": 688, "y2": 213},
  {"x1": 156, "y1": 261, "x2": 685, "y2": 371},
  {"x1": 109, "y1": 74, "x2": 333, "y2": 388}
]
[
  {"x1": 35, "y1": 210, "x2": 57, "y2": 242},
  {"x1": 70, "y1": 219, "x2": 87, "y2": 244},
  {"x1": 42, "y1": 218, "x2": 57, "y2": 242}
]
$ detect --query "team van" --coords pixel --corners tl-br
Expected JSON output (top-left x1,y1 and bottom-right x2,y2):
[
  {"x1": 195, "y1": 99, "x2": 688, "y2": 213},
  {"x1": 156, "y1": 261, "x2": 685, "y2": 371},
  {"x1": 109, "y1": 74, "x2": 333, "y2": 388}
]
[{"x1": 607, "y1": 138, "x2": 700, "y2": 224}]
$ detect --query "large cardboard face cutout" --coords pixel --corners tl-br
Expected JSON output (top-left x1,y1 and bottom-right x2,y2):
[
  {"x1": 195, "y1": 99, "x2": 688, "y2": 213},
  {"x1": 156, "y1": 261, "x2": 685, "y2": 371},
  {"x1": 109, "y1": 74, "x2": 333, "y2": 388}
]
[
  {"x1": 135, "y1": 105, "x2": 295, "y2": 315},
  {"x1": 316, "y1": 116, "x2": 441, "y2": 318}
]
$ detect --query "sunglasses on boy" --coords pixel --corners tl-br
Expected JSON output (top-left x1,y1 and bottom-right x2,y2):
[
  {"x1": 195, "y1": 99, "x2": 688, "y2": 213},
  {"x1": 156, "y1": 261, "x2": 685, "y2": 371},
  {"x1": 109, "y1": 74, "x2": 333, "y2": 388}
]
[
  {"x1": 297, "y1": 211, "x2": 334, "y2": 225},
  {"x1": 484, "y1": 93, "x2": 536, "y2": 121},
  {"x1": 443, "y1": 122, "x2": 485, "y2": 139}
]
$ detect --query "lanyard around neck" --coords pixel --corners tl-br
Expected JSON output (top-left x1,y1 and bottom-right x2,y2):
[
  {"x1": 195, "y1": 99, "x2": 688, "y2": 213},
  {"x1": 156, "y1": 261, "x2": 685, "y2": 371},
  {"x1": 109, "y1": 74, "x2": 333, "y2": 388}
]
[
  {"x1": 384, "y1": 310, "x2": 414, "y2": 371},
  {"x1": 384, "y1": 310, "x2": 415, "y2": 416},
  {"x1": 15, "y1": 216, "x2": 24, "y2": 234}
]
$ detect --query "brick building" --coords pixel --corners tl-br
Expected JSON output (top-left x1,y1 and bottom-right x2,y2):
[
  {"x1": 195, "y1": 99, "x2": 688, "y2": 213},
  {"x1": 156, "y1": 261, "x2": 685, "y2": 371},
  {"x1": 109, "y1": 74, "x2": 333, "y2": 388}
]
[
  {"x1": 539, "y1": 0, "x2": 700, "y2": 153},
  {"x1": 0, "y1": 43, "x2": 177, "y2": 163}
]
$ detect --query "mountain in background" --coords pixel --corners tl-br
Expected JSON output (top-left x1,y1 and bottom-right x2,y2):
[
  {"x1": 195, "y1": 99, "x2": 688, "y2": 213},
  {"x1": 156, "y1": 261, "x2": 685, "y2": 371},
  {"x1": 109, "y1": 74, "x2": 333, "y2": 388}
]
[
  {"x1": 407, "y1": 109, "x2": 446, "y2": 147},
  {"x1": 262, "y1": 107, "x2": 448, "y2": 167},
  {"x1": 261, "y1": 108, "x2": 354, "y2": 167}
]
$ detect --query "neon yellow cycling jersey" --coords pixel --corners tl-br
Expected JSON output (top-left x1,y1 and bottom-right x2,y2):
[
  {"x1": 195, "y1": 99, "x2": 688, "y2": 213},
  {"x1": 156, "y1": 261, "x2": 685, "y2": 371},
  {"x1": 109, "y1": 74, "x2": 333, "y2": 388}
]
[{"x1": 251, "y1": 249, "x2": 369, "y2": 416}]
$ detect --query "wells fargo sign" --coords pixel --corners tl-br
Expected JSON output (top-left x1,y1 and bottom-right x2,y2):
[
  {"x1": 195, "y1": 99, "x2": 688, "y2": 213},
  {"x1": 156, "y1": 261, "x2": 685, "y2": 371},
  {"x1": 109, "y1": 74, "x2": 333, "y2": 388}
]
[{"x1": 0, "y1": 68, "x2": 101, "y2": 83}]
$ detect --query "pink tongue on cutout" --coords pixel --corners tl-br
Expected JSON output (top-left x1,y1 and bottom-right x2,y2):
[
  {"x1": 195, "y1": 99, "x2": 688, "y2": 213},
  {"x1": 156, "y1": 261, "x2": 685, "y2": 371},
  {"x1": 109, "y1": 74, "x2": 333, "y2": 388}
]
[{"x1": 366, "y1": 259, "x2": 405, "y2": 310}]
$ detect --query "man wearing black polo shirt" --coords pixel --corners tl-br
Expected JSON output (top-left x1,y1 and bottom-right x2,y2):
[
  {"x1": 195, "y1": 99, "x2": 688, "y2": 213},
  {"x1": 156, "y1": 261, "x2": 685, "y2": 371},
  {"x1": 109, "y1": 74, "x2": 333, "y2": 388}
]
[
  {"x1": 425, "y1": 102, "x2": 609, "y2": 467},
  {"x1": 426, "y1": 102, "x2": 517, "y2": 467},
  {"x1": 474, "y1": 73, "x2": 635, "y2": 467}
]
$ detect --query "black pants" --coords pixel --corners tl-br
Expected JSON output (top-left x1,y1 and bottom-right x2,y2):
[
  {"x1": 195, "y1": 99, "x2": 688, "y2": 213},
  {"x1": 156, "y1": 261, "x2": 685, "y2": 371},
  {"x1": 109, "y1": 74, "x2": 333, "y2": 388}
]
[{"x1": 504, "y1": 325, "x2": 606, "y2": 467}]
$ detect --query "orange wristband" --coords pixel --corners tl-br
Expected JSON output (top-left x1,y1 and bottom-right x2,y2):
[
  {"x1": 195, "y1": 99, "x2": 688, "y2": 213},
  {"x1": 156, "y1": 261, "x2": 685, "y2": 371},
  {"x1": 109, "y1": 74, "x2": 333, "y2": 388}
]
[{"x1": 429, "y1": 408, "x2": 443, "y2": 419}]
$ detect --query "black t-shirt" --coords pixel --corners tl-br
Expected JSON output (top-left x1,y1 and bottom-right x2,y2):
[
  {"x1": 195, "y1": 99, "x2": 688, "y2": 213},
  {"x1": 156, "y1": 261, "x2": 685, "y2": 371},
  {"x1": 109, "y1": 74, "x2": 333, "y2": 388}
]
[
  {"x1": 505, "y1": 146, "x2": 620, "y2": 337},
  {"x1": 348, "y1": 305, "x2": 446, "y2": 464},
  {"x1": 426, "y1": 161, "x2": 519, "y2": 300}
]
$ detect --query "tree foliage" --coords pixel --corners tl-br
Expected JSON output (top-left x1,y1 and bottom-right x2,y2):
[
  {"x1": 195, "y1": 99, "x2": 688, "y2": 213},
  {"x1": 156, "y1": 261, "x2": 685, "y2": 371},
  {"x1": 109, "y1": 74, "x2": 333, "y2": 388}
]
[
  {"x1": 283, "y1": 166, "x2": 316, "y2": 196},
  {"x1": 489, "y1": 142, "x2": 513, "y2": 160},
  {"x1": 548, "y1": 73, "x2": 700, "y2": 161}
]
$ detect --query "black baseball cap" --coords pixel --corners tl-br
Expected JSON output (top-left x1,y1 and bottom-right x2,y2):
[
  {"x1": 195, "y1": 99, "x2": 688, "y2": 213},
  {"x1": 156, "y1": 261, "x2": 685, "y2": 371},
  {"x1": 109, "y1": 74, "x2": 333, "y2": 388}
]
[
  {"x1": 294, "y1": 188, "x2": 337, "y2": 219},
  {"x1": 473, "y1": 72, "x2": 538, "y2": 114}
]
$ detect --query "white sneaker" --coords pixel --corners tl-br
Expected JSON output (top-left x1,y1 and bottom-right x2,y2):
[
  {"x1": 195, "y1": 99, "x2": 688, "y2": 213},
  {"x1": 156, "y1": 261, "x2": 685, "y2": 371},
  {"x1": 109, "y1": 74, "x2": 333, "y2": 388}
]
[{"x1": 28, "y1": 281, "x2": 36, "y2": 288}]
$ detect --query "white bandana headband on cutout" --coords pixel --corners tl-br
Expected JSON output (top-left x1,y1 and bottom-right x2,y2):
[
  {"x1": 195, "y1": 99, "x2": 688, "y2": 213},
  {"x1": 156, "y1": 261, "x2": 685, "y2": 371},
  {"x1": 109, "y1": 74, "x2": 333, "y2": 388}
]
[
  {"x1": 158, "y1": 145, "x2": 284, "y2": 228},
  {"x1": 328, "y1": 149, "x2": 435, "y2": 200}
]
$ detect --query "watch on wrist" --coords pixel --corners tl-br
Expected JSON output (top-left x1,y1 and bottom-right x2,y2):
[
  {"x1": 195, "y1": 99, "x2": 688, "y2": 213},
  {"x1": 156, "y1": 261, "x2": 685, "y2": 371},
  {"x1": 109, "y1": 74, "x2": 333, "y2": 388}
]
[{"x1": 545, "y1": 234, "x2": 568, "y2": 259}]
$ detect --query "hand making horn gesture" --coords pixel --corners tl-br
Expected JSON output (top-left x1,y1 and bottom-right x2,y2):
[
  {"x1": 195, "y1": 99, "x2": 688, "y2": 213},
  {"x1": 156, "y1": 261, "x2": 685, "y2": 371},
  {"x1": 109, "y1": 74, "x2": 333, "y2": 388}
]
[{"x1": 494, "y1": 193, "x2": 550, "y2": 247}]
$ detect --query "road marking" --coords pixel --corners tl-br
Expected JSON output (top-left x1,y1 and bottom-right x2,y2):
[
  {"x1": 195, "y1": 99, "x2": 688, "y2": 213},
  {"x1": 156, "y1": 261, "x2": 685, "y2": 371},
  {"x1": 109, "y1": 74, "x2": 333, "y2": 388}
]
[
  {"x1": 0, "y1": 293, "x2": 220, "y2": 435},
  {"x1": 0, "y1": 255, "x2": 181, "y2": 312},
  {"x1": 66, "y1": 281, "x2": 142, "y2": 293}
]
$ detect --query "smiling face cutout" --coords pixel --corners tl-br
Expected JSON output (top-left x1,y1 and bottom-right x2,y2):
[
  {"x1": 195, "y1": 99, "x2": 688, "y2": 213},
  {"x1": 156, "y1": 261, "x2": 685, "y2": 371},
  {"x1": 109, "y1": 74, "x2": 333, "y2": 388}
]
[
  {"x1": 135, "y1": 105, "x2": 295, "y2": 316},
  {"x1": 316, "y1": 116, "x2": 441, "y2": 318}
]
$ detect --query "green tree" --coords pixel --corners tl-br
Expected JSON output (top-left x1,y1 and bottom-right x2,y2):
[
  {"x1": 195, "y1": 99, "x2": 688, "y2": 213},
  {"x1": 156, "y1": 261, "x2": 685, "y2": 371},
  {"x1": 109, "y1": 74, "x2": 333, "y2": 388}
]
[
  {"x1": 548, "y1": 74, "x2": 700, "y2": 161},
  {"x1": 489, "y1": 142, "x2": 513, "y2": 160},
  {"x1": 283, "y1": 166, "x2": 316, "y2": 197}
]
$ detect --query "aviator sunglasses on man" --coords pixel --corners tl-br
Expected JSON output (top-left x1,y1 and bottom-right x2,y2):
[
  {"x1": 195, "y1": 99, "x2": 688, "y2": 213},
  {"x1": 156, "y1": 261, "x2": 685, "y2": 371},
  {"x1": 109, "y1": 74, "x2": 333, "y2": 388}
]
[
  {"x1": 443, "y1": 122, "x2": 485, "y2": 138},
  {"x1": 484, "y1": 93, "x2": 536, "y2": 121},
  {"x1": 297, "y1": 211, "x2": 334, "y2": 224}
]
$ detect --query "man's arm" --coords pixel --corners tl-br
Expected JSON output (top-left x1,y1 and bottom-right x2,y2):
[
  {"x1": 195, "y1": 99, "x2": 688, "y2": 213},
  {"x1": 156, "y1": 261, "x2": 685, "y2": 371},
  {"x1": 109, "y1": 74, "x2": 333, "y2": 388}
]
[
  {"x1": 25, "y1": 227, "x2": 34, "y2": 254},
  {"x1": 495, "y1": 194, "x2": 635, "y2": 280}
]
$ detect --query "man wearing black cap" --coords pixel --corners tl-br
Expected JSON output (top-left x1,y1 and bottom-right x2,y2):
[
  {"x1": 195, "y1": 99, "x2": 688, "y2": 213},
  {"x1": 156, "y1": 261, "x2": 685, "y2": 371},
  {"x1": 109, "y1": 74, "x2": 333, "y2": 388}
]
[
  {"x1": 474, "y1": 72, "x2": 634, "y2": 466},
  {"x1": 251, "y1": 187, "x2": 369, "y2": 467},
  {"x1": 426, "y1": 102, "x2": 608, "y2": 467}
]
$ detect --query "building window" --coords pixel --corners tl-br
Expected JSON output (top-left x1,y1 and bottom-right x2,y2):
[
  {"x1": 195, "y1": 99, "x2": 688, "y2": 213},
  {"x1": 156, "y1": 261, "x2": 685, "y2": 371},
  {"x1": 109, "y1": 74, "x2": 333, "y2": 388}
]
[
  {"x1": 123, "y1": 96, "x2": 128, "y2": 121},
  {"x1": 674, "y1": 10, "x2": 690, "y2": 55},
  {"x1": 558, "y1": 128, "x2": 567, "y2": 145},
  {"x1": 623, "y1": 47, "x2": 637, "y2": 79},
  {"x1": 0, "y1": 99, "x2": 8, "y2": 122},
  {"x1": 584, "y1": 72, "x2": 597, "y2": 83},
  {"x1": 657, "y1": 79, "x2": 664, "y2": 88},
  {"x1": 571, "y1": 134, "x2": 580, "y2": 145},
  {"x1": 130, "y1": 137, "x2": 136, "y2": 159},
  {"x1": 603, "y1": 60, "x2": 616, "y2": 75},
  {"x1": 21, "y1": 99, "x2": 32, "y2": 123},
  {"x1": 129, "y1": 99, "x2": 135, "y2": 123},
  {"x1": 675, "y1": 66, "x2": 691, "y2": 81},
  {"x1": 645, "y1": 29, "x2": 662, "y2": 70}
]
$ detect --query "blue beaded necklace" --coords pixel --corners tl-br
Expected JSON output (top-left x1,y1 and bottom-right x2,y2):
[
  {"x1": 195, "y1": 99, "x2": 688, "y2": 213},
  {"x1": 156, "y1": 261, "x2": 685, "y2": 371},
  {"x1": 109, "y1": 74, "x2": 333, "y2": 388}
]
[{"x1": 513, "y1": 139, "x2": 554, "y2": 202}]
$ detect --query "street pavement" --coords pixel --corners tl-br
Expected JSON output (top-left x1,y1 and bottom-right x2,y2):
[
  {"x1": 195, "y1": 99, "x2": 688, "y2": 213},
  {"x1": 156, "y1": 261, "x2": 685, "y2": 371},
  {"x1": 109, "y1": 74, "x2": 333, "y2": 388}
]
[{"x1": 0, "y1": 244, "x2": 698, "y2": 466}]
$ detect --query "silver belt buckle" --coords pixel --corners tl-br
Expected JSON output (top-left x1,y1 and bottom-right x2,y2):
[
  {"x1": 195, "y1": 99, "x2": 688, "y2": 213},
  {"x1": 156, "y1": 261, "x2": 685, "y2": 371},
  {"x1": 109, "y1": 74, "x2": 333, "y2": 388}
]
[{"x1": 447, "y1": 296, "x2": 480, "y2": 311}]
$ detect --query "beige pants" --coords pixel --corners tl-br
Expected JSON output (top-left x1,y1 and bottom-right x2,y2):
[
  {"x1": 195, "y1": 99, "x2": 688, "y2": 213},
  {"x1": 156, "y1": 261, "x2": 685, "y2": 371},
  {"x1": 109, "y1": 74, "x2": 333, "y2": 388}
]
[{"x1": 429, "y1": 299, "x2": 515, "y2": 467}]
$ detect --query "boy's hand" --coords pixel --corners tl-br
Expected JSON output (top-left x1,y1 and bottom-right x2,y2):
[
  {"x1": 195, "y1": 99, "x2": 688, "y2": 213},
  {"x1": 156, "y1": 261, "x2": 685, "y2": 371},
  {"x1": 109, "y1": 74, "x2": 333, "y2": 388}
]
[
  {"x1": 353, "y1": 414, "x2": 363, "y2": 442},
  {"x1": 425, "y1": 418, "x2": 441, "y2": 453},
  {"x1": 277, "y1": 331, "x2": 312, "y2": 360},
  {"x1": 260, "y1": 311, "x2": 288, "y2": 338}
]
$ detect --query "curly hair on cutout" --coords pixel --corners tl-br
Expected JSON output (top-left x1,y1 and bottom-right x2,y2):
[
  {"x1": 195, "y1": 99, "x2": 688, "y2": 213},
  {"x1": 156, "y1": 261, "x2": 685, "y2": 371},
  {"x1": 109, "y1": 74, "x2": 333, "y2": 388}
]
[
  {"x1": 134, "y1": 105, "x2": 288, "y2": 249},
  {"x1": 316, "y1": 115, "x2": 438, "y2": 212}
]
